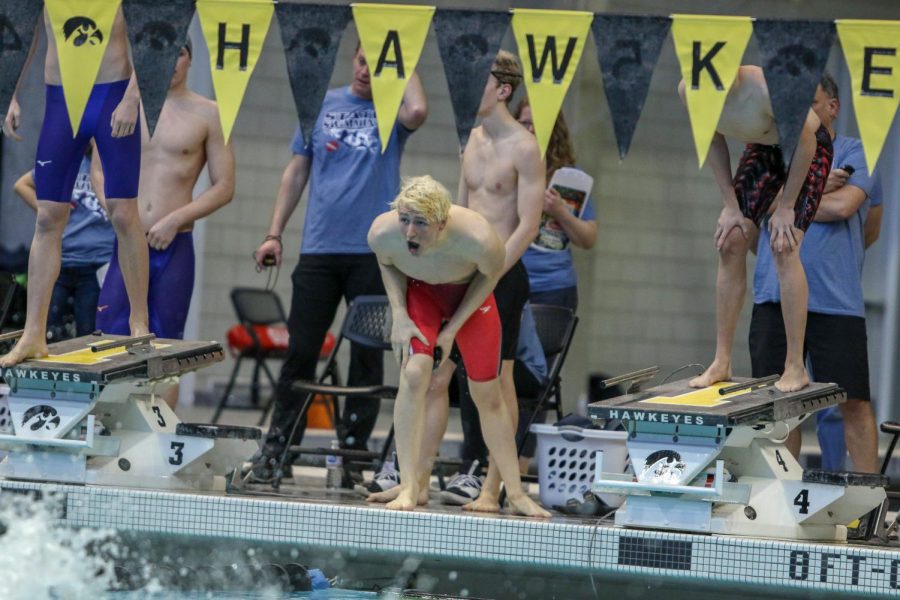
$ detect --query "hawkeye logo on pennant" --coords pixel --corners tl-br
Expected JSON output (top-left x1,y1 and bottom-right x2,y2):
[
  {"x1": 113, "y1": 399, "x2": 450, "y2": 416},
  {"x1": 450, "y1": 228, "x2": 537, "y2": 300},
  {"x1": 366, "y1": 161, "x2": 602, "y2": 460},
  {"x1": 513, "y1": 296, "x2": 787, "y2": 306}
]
[
  {"x1": 63, "y1": 16, "x2": 104, "y2": 47},
  {"x1": 45, "y1": 0, "x2": 120, "y2": 136},
  {"x1": 134, "y1": 21, "x2": 178, "y2": 52}
]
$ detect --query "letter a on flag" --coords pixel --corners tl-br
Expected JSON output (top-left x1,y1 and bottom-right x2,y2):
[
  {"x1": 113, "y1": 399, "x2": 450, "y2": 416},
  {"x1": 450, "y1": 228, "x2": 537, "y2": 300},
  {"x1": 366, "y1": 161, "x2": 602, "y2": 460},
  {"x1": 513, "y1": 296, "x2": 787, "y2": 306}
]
[
  {"x1": 353, "y1": 3, "x2": 434, "y2": 153},
  {"x1": 672, "y1": 15, "x2": 752, "y2": 167},
  {"x1": 45, "y1": 0, "x2": 120, "y2": 136},
  {"x1": 197, "y1": 0, "x2": 273, "y2": 142},
  {"x1": 512, "y1": 9, "x2": 592, "y2": 158},
  {"x1": 837, "y1": 20, "x2": 900, "y2": 174}
]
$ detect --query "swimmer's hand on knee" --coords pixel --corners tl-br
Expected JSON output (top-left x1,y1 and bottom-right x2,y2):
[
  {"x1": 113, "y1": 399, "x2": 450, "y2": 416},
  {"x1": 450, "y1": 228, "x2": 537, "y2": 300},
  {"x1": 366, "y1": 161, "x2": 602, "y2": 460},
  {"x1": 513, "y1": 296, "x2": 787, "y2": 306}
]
[
  {"x1": 391, "y1": 315, "x2": 427, "y2": 368},
  {"x1": 715, "y1": 205, "x2": 749, "y2": 251},
  {"x1": 768, "y1": 206, "x2": 799, "y2": 253}
]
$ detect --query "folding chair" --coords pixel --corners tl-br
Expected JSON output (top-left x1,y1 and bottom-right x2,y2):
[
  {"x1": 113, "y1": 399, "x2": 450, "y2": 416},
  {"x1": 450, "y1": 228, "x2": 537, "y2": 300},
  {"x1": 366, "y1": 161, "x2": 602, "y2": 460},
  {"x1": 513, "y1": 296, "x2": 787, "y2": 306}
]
[
  {"x1": 869, "y1": 421, "x2": 900, "y2": 537},
  {"x1": 273, "y1": 295, "x2": 398, "y2": 489},
  {"x1": 516, "y1": 304, "x2": 579, "y2": 455},
  {"x1": 212, "y1": 288, "x2": 291, "y2": 425}
]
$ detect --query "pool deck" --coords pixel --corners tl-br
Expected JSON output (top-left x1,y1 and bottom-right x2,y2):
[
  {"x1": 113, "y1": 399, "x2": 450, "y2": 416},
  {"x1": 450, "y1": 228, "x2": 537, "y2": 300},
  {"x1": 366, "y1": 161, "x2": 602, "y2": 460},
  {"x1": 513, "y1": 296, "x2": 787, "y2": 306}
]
[{"x1": 2, "y1": 472, "x2": 900, "y2": 598}]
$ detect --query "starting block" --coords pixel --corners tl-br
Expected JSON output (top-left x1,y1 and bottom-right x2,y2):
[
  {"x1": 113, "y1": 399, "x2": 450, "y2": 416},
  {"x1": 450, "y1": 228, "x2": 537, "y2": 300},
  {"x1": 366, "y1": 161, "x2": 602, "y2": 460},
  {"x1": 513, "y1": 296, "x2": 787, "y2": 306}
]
[
  {"x1": 589, "y1": 377, "x2": 887, "y2": 542},
  {"x1": 0, "y1": 333, "x2": 260, "y2": 491}
]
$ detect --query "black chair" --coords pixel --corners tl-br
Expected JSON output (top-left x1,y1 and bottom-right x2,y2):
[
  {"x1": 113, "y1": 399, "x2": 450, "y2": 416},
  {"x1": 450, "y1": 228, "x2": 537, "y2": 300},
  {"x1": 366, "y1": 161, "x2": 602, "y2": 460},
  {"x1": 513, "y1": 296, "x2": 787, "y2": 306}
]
[
  {"x1": 211, "y1": 288, "x2": 290, "y2": 425},
  {"x1": 516, "y1": 304, "x2": 579, "y2": 455},
  {"x1": 832, "y1": 421, "x2": 897, "y2": 541},
  {"x1": 273, "y1": 295, "x2": 398, "y2": 488}
]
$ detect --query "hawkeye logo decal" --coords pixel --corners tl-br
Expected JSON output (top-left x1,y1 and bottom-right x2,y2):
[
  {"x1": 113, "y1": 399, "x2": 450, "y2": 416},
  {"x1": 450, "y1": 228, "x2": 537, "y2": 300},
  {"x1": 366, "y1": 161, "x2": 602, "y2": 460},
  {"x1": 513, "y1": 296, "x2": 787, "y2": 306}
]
[{"x1": 22, "y1": 405, "x2": 61, "y2": 432}]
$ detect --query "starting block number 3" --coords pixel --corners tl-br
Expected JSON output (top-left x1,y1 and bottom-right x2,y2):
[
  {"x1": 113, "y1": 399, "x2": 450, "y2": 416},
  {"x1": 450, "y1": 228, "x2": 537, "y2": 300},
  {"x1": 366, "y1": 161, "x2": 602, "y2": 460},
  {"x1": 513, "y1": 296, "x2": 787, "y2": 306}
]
[
  {"x1": 169, "y1": 441, "x2": 184, "y2": 465},
  {"x1": 152, "y1": 406, "x2": 167, "y2": 427},
  {"x1": 158, "y1": 434, "x2": 212, "y2": 472}
]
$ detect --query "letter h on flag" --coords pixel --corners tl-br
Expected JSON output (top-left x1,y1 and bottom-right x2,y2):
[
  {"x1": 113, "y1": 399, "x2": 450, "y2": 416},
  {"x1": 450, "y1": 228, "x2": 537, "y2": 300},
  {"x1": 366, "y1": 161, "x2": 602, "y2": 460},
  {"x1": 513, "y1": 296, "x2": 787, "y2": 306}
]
[{"x1": 197, "y1": 0, "x2": 273, "y2": 142}]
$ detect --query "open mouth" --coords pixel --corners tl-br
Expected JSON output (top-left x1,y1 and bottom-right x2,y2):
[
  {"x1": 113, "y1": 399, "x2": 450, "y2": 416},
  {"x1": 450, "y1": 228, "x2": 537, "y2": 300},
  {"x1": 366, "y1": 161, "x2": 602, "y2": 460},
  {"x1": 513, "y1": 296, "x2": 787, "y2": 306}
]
[{"x1": 407, "y1": 241, "x2": 420, "y2": 253}]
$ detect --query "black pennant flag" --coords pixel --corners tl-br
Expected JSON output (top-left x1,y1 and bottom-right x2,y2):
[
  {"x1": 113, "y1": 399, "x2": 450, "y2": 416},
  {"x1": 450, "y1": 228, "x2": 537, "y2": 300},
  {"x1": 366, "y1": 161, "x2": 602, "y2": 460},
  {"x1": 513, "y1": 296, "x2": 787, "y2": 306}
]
[
  {"x1": 592, "y1": 14, "x2": 671, "y2": 160},
  {"x1": 0, "y1": 0, "x2": 43, "y2": 119},
  {"x1": 276, "y1": 3, "x2": 351, "y2": 142},
  {"x1": 122, "y1": 0, "x2": 195, "y2": 137},
  {"x1": 433, "y1": 8, "x2": 510, "y2": 149},
  {"x1": 754, "y1": 19, "x2": 836, "y2": 165}
]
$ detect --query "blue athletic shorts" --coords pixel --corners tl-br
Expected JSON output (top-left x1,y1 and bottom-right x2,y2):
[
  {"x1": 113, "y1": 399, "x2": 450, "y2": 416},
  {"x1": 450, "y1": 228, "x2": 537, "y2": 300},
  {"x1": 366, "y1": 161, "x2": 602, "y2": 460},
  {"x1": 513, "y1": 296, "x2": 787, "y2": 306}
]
[
  {"x1": 96, "y1": 232, "x2": 195, "y2": 339},
  {"x1": 34, "y1": 80, "x2": 140, "y2": 202}
]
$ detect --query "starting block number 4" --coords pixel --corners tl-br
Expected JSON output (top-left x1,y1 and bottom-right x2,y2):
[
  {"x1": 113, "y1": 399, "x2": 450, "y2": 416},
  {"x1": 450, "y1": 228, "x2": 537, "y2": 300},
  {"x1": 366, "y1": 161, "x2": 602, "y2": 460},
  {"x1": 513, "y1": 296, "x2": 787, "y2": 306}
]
[
  {"x1": 794, "y1": 489, "x2": 811, "y2": 514},
  {"x1": 783, "y1": 481, "x2": 843, "y2": 522}
]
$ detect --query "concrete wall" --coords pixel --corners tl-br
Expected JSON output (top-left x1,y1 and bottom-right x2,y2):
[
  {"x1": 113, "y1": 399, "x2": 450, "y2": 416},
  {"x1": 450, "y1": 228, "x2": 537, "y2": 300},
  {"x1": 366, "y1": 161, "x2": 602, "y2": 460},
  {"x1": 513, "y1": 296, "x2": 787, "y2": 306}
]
[{"x1": 190, "y1": 0, "x2": 899, "y2": 419}]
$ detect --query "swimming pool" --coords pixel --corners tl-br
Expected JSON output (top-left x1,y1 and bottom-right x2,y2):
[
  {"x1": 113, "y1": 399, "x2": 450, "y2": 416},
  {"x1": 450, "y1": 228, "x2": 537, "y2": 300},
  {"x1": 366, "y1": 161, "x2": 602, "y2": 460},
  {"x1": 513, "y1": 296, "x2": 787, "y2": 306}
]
[{"x1": 3, "y1": 477, "x2": 891, "y2": 599}]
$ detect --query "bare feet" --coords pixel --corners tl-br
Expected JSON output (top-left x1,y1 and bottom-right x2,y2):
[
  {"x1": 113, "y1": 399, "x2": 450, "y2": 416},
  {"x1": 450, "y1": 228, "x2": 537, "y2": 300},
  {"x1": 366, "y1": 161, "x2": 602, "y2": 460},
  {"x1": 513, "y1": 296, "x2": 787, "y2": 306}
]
[
  {"x1": 775, "y1": 364, "x2": 810, "y2": 392},
  {"x1": 367, "y1": 484, "x2": 429, "y2": 506},
  {"x1": 385, "y1": 486, "x2": 421, "y2": 511},
  {"x1": 506, "y1": 492, "x2": 551, "y2": 518},
  {"x1": 0, "y1": 337, "x2": 49, "y2": 367},
  {"x1": 130, "y1": 322, "x2": 151, "y2": 338},
  {"x1": 689, "y1": 359, "x2": 731, "y2": 388},
  {"x1": 462, "y1": 493, "x2": 500, "y2": 513}
]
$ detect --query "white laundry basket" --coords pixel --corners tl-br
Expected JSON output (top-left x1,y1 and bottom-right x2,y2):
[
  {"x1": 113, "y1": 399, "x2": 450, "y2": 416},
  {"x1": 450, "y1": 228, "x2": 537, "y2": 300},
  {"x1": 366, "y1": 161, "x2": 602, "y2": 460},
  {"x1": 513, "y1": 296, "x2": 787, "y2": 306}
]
[{"x1": 530, "y1": 423, "x2": 630, "y2": 508}]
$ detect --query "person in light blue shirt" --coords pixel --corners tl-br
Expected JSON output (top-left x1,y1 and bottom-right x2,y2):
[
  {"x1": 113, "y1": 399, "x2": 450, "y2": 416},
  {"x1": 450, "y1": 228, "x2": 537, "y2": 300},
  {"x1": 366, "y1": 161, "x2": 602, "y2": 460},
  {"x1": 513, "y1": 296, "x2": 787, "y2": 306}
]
[
  {"x1": 512, "y1": 100, "x2": 598, "y2": 462},
  {"x1": 514, "y1": 100, "x2": 597, "y2": 311},
  {"x1": 750, "y1": 73, "x2": 881, "y2": 473},
  {"x1": 14, "y1": 147, "x2": 114, "y2": 341},
  {"x1": 249, "y1": 44, "x2": 427, "y2": 482}
]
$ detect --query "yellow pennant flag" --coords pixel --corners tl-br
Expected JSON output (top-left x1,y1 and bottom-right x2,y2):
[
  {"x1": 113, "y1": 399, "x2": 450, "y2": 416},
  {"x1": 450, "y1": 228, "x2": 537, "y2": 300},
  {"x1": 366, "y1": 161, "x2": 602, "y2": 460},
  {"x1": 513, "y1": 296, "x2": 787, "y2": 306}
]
[
  {"x1": 197, "y1": 0, "x2": 273, "y2": 142},
  {"x1": 352, "y1": 3, "x2": 434, "y2": 153},
  {"x1": 671, "y1": 15, "x2": 752, "y2": 167},
  {"x1": 512, "y1": 9, "x2": 592, "y2": 158},
  {"x1": 45, "y1": 0, "x2": 121, "y2": 137},
  {"x1": 837, "y1": 20, "x2": 900, "y2": 174}
]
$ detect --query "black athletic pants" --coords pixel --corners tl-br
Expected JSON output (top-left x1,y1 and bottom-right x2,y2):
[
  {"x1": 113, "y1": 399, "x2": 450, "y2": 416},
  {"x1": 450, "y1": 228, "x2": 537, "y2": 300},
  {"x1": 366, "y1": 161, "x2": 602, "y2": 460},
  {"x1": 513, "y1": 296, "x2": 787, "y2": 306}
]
[{"x1": 261, "y1": 254, "x2": 385, "y2": 458}]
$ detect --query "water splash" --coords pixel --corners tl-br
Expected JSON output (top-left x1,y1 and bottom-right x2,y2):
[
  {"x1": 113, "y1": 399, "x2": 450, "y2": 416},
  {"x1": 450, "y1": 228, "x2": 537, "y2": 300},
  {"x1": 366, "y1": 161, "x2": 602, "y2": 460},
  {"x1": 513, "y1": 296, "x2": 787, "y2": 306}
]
[{"x1": 0, "y1": 490, "x2": 119, "y2": 599}]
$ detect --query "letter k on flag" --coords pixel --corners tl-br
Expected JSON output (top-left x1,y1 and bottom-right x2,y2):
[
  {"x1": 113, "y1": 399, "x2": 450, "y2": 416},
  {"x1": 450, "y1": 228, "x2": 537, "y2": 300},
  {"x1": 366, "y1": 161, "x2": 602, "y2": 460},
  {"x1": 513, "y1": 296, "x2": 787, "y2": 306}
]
[{"x1": 672, "y1": 15, "x2": 752, "y2": 167}]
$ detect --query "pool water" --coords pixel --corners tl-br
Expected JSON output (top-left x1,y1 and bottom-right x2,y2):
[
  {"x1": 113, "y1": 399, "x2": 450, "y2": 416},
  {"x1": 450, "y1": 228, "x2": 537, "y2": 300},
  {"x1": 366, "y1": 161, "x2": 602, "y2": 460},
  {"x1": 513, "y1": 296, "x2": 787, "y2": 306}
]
[{"x1": 0, "y1": 490, "x2": 841, "y2": 600}]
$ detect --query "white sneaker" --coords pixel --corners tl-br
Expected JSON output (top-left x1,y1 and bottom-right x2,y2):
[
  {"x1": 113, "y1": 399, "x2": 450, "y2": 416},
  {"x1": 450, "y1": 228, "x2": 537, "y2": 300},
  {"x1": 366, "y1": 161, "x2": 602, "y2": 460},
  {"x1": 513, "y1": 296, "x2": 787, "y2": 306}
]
[
  {"x1": 440, "y1": 460, "x2": 483, "y2": 505},
  {"x1": 355, "y1": 453, "x2": 400, "y2": 497}
]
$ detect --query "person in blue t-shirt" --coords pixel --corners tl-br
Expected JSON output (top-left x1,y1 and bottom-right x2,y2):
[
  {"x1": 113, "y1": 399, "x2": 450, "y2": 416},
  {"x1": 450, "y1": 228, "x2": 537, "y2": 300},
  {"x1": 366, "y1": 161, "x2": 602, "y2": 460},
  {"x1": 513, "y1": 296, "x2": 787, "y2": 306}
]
[
  {"x1": 249, "y1": 44, "x2": 427, "y2": 482},
  {"x1": 514, "y1": 99, "x2": 597, "y2": 311},
  {"x1": 14, "y1": 145, "x2": 115, "y2": 341},
  {"x1": 749, "y1": 73, "x2": 881, "y2": 473},
  {"x1": 510, "y1": 99, "x2": 598, "y2": 467}
]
